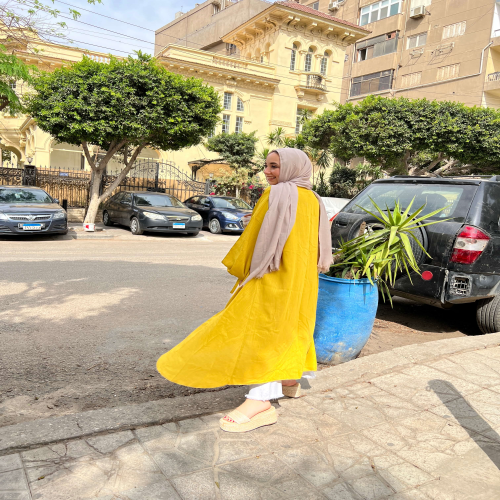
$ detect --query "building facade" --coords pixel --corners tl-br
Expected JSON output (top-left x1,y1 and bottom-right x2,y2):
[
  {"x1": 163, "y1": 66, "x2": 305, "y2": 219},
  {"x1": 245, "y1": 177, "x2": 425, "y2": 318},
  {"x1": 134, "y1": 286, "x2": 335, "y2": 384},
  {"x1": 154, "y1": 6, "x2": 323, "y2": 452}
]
[
  {"x1": 295, "y1": 0, "x2": 499, "y2": 108},
  {"x1": 0, "y1": 1, "x2": 367, "y2": 176},
  {"x1": 154, "y1": 1, "x2": 368, "y2": 174}
]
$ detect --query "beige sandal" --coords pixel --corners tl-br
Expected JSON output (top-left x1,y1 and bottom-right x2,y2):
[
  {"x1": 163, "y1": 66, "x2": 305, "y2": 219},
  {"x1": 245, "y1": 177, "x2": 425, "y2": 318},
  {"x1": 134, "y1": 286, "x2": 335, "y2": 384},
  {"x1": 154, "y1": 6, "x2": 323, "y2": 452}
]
[
  {"x1": 282, "y1": 383, "x2": 301, "y2": 398},
  {"x1": 220, "y1": 406, "x2": 277, "y2": 433}
]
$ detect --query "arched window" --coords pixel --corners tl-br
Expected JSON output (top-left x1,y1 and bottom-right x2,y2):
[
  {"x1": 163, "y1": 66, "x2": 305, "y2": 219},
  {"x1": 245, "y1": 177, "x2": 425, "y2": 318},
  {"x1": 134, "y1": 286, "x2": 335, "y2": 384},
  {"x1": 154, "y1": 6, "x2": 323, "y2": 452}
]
[
  {"x1": 320, "y1": 51, "x2": 328, "y2": 76},
  {"x1": 290, "y1": 43, "x2": 298, "y2": 70},
  {"x1": 304, "y1": 47, "x2": 313, "y2": 72}
]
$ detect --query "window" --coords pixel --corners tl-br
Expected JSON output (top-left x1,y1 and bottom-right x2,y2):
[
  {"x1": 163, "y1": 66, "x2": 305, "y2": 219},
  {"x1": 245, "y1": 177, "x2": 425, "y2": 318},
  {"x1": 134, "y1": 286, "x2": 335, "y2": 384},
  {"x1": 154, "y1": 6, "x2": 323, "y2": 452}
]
[
  {"x1": 237, "y1": 97, "x2": 244, "y2": 112},
  {"x1": 295, "y1": 109, "x2": 303, "y2": 135},
  {"x1": 207, "y1": 127, "x2": 215, "y2": 138},
  {"x1": 350, "y1": 70, "x2": 394, "y2": 97},
  {"x1": 9, "y1": 81, "x2": 16, "y2": 90},
  {"x1": 121, "y1": 193, "x2": 132, "y2": 205},
  {"x1": 222, "y1": 114, "x2": 230, "y2": 133},
  {"x1": 320, "y1": 52, "x2": 328, "y2": 75},
  {"x1": 304, "y1": 47, "x2": 313, "y2": 72},
  {"x1": 290, "y1": 43, "x2": 298, "y2": 70},
  {"x1": 213, "y1": 4, "x2": 220, "y2": 14},
  {"x1": 360, "y1": 0, "x2": 401, "y2": 26},
  {"x1": 311, "y1": 1, "x2": 319, "y2": 9},
  {"x1": 401, "y1": 71, "x2": 422, "y2": 87},
  {"x1": 356, "y1": 32, "x2": 398, "y2": 62},
  {"x1": 235, "y1": 116, "x2": 243, "y2": 133},
  {"x1": 223, "y1": 92, "x2": 232, "y2": 110},
  {"x1": 260, "y1": 55, "x2": 264, "y2": 63},
  {"x1": 443, "y1": 21, "x2": 466, "y2": 40},
  {"x1": 226, "y1": 43, "x2": 237, "y2": 55},
  {"x1": 407, "y1": 32, "x2": 427, "y2": 49},
  {"x1": 437, "y1": 63, "x2": 460, "y2": 81}
]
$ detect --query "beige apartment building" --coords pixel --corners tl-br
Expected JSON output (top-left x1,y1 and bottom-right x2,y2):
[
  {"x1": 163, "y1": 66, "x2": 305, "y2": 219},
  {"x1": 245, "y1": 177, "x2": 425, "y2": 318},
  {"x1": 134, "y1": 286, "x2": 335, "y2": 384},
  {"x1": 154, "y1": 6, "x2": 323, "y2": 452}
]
[
  {"x1": 293, "y1": 0, "x2": 499, "y2": 108},
  {"x1": 154, "y1": 0, "x2": 368, "y2": 173}
]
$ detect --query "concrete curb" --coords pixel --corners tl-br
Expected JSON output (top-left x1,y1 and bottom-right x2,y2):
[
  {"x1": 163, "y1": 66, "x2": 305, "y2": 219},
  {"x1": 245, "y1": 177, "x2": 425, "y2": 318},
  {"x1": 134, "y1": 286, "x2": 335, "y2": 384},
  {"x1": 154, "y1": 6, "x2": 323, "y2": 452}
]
[{"x1": 2, "y1": 332, "x2": 499, "y2": 456}]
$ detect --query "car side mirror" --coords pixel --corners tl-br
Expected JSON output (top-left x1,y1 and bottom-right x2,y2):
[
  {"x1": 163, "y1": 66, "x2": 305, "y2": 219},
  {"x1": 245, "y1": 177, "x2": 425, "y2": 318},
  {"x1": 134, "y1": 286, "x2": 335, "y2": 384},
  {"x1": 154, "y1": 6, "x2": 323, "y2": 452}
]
[
  {"x1": 53, "y1": 198, "x2": 60, "y2": 204},
  {"x1": 203, "y1": 202, "x2": 210, "y2": 207}
]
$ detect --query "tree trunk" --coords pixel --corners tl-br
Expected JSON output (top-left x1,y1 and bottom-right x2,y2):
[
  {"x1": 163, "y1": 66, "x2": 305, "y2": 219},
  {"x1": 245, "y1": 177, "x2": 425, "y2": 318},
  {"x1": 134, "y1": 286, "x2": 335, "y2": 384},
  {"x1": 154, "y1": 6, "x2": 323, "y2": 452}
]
[{"x1": 85, "y1": 169, "x2": 104, "y2": 224}]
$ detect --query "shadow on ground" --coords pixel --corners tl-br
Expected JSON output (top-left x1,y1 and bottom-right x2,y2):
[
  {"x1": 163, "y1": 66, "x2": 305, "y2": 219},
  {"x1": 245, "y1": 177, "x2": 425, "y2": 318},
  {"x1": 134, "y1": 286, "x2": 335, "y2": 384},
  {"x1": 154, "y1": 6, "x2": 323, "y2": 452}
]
[{"x1": 0, "y1": 259, "x2": 233, "y2": 427}]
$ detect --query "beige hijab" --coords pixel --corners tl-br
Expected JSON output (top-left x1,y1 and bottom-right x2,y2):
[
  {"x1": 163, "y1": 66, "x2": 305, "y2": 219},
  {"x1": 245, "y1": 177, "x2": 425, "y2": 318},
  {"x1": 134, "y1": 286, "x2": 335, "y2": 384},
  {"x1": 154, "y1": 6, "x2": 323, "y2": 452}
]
[{"x1": 241, "y1": 148, "x2": 333, "y2": 287}]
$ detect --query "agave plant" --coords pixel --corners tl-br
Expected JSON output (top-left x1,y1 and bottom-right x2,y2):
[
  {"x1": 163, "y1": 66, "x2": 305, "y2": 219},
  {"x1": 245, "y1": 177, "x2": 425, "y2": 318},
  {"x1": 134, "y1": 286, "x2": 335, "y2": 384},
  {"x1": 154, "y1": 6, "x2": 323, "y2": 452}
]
[{"x1": 328, "y1": 198, "x2": 447, "y2": 303}]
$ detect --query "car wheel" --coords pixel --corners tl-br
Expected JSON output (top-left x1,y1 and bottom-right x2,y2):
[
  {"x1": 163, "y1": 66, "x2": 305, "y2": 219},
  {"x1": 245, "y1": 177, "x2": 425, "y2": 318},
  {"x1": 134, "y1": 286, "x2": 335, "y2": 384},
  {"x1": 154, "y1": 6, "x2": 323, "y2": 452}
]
[
  {"x1": 186, "y1": 230, "x2": 200, "y2": 237},
  {"x1": 476, "y1": 296, "x2": 500, "y2": 333},
  {"x1": 130, "y1": 217, "x2": 143, "y2": 235},
  {"x1": 209, "y1": 218, "x2": 222, "y2": 234},
  {"x1": 103, "y1": 210, "x2": 113, "y2": 226}
]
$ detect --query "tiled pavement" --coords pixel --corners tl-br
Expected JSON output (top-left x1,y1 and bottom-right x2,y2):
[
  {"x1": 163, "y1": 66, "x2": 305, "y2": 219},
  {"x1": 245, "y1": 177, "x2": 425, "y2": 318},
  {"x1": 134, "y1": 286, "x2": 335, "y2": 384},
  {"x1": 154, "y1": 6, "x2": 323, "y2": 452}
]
[{"x1": 1, "y1": 335, "x2": 500, "y2": 499}]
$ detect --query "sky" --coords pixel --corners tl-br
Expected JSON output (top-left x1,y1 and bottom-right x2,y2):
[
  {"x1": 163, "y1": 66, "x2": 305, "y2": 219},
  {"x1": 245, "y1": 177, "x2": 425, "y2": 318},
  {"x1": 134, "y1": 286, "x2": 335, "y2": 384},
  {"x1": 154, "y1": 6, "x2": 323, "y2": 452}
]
[{"x1": 46, "y1": 0, "x2": 202, "y2": 56}]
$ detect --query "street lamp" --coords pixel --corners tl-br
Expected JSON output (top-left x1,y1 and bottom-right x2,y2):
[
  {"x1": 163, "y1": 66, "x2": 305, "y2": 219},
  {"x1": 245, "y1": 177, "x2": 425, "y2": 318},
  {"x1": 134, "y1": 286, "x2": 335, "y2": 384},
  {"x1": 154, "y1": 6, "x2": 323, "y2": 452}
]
[{"x1": 26, "y1": 156, "x2": 33, "y2": 165}]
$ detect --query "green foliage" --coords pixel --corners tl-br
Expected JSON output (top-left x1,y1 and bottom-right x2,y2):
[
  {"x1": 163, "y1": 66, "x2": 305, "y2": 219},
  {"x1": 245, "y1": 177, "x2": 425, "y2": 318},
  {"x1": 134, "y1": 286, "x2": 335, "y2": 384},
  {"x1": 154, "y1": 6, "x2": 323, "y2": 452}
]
[
  {"x1": 314, "y1": 171, "x2": 330, "y2": 197},
  {"x1": 302, "y1": 96, "x2": 500, "y2": 175},
  {"x1": 328, "y1": 163, "x2": 356, "y2": 198},
  {"x1": 205, "y1": 131, "x2": 258, "y2": 172},
  {"x1": 25, "y1": 53, "x2": 221, "y2": 156},
  {"x1": 0, "y1": 44, "x2": 35, "y2": 114},
  {"x1": 355, "y1": 163, "x2": 384, "y2": 191},
  {"x1": 329, "y1": 198, "x2": 446, "y2": 303}
]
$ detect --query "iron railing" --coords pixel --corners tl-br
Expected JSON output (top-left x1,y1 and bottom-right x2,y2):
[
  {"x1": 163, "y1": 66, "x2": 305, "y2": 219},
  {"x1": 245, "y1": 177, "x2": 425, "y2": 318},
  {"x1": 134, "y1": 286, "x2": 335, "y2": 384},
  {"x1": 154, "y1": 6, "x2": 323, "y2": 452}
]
[
  {"x1": 0, "y1": 160, "x2": 207, "y2": 208},
  {"x1": 306, "y1": 74, "x2": 326, "y2": 91}
]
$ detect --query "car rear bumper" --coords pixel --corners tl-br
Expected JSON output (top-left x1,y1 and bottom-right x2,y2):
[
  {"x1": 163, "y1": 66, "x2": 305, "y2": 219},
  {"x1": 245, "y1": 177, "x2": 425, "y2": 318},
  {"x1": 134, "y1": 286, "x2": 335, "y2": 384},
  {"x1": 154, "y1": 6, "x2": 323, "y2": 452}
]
[
  {"x1": 0, "y1": 220, "x2": 68, "y2": 235},
  {"x1": 389, "y1": 264, "x2": 500, "y2": 306}
]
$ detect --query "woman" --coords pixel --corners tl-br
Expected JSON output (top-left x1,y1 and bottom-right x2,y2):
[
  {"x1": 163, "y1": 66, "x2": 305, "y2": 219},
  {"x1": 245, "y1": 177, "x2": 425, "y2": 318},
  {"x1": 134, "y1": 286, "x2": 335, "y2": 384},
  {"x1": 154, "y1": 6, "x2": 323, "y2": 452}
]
[{"x1": 157, "y1": 148, "x2": 332, "y2": 432}]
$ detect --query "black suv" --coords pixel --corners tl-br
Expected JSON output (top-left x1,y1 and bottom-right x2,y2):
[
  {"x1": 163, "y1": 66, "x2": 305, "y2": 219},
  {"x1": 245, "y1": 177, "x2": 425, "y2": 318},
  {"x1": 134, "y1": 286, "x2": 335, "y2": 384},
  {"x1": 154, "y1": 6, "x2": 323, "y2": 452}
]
[{"x1": 331, "y1": 176, "x2": 500, "y2": 334}]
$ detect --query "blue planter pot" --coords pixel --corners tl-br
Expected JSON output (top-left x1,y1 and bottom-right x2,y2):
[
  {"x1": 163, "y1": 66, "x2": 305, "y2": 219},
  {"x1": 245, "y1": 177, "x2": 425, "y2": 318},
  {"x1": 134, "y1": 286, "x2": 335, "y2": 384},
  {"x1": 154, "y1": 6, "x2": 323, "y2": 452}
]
[{"x1": 313, "y1": 274, "x2": 379, "y2": 365}]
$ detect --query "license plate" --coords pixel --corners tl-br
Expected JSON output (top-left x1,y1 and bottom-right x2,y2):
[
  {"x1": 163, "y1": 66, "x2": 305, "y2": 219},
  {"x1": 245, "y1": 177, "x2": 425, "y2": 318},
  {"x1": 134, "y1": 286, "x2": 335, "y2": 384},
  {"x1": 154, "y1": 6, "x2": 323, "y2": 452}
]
[
  {"x1": 172, "y1": 223, "x2": 185, "y2": 229},
  {"x1": 21, "y1": 223, "x2": 42, "y2": 231}
]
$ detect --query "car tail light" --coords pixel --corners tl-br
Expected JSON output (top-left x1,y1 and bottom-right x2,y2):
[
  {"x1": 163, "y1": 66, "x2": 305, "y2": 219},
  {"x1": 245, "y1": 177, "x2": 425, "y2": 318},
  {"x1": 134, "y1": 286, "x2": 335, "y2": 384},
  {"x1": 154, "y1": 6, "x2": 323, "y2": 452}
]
[
  {"x1": 330, "y1": 213, "x2": 338, "y2": 223},
  {"x1": 450, "y1": 226, "x2": 490, "y2": 264}
]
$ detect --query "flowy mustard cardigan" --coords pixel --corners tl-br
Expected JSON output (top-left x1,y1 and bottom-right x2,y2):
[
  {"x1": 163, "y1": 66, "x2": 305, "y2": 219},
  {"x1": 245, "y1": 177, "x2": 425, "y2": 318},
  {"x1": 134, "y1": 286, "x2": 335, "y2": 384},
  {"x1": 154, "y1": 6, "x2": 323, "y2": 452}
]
[{"x1": 156, "y1": 186, "x2": 319, "y2": 387}]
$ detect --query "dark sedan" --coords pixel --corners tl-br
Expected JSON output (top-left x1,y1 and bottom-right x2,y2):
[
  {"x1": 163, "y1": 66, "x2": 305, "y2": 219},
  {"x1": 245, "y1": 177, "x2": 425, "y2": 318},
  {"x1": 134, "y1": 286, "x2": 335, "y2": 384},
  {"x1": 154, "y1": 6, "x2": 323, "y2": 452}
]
[
  {"x1": 0, "y1": 186, "x2": 67, "y2": 236},
  {"x1": 184, "y1": 195, "x2": 252, "y2": 234},
  {"x1": 102, "y1": 191, "x2": 203, "y2": 236}
]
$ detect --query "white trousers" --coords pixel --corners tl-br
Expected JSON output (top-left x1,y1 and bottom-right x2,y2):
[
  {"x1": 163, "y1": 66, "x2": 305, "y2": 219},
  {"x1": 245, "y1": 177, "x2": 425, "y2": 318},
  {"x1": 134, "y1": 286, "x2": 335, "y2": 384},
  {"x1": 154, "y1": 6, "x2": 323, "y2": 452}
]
[{"x1": 245, "y1": 371, "x2": 316, "y2": 401}]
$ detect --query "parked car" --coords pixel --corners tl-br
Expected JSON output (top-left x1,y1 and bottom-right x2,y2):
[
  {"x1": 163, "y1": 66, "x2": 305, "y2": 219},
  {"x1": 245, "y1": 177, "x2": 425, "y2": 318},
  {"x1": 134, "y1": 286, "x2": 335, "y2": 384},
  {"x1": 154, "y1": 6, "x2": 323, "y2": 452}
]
[
  {"x1": 102, "y1": 191, "x2": 203, "y2": 236},
  {"x1": 330, "y1": 176, "x2": 500, "y2": 334},
  {"x1": 184, "y1": 195, "x2": 253, "y2": 234},
  {"x1": 0, "y1": 185, "x2": 67, "y2": 235}
]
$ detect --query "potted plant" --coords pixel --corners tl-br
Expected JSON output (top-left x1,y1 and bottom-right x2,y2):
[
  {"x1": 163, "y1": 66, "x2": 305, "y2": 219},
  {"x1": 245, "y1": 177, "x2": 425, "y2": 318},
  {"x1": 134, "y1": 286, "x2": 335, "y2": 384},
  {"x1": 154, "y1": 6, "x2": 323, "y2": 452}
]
[{"x1": 313, "y1": 198, "x2": 445, "y2": 365}]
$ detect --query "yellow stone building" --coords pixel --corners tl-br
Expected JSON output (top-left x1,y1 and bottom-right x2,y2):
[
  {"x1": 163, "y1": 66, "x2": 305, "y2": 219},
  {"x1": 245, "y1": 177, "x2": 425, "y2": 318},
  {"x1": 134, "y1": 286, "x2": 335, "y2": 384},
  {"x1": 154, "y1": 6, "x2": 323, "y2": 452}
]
[{"x1": 0, "y1": 1, "x2": 368, "y2": 177}]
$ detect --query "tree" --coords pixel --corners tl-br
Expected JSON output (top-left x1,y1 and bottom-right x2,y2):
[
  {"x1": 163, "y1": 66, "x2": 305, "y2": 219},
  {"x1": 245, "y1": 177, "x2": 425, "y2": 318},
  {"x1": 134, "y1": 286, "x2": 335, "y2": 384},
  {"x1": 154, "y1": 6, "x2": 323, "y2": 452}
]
[
  {"x1": 329, "y1": 163, "x2": 357, "y2": 198},
  {"x1": 303, "y1": 96, "x2": 500, "y2": 176},
  {"x1": 24, "y1": 53, "x2": 221, "y2": 222},
  {"x1": 205, "y1": 131, "x2": 258, "y2": 172},
  {"x1": 0, "y1": 0, "x2": 102, "y2": 45},
  {"x1": 0, "y1": 43, "x2": 34, "y2": 113}
]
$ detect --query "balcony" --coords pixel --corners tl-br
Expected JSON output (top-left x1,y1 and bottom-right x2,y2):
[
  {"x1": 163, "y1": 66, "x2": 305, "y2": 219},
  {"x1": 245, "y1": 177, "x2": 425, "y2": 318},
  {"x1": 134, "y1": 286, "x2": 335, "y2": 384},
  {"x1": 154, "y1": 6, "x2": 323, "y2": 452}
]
[
  {"x1": 484, "y1": 71, "x2": 500, "y2": 93},
  {"x1": 295, "y1": 73, "x2": 328, "y2": 98}
]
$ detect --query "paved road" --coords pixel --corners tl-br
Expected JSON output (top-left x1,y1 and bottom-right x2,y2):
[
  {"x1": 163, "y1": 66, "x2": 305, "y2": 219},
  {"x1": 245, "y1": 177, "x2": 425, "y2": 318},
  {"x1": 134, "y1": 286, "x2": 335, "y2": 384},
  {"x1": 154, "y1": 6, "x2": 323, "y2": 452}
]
[
  {"x1": 0, "y1": 230, "x2": 237, "y2": 427},
  {"x1": 0, "y1": 227, "x2": 474, "y2": 428}
]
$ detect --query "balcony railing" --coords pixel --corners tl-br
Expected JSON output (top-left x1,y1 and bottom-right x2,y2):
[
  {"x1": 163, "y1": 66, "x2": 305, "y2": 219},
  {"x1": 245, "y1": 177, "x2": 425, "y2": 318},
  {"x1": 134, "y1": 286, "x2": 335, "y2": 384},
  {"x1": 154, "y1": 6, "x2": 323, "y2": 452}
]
[
  {"x1": 306, "y1": 74, "x2": 326, "y2": 91},
  {"x1": 488, "y1": 72, "x2": 500, "y2": 82}
]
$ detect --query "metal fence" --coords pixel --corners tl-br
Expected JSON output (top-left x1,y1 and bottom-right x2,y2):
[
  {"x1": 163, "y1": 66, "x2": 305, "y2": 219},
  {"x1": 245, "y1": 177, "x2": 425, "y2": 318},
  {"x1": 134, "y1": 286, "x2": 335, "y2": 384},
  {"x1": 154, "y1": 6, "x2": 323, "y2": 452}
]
[{"x1": 0, "y1": 161, "x2": 208, "y2": 209}]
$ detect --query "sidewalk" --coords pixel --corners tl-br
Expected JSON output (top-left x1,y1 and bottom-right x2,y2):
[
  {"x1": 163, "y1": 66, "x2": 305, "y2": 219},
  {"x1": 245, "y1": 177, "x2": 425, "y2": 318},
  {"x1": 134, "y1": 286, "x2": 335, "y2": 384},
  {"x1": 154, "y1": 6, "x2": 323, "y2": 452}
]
[{"x1": 1, "y1": 334, "x2": 500, "y2": 500}]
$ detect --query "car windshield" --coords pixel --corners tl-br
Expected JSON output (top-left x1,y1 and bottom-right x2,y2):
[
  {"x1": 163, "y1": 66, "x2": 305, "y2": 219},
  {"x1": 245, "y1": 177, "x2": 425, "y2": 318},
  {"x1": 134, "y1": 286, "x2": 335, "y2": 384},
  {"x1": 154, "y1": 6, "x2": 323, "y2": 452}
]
[
  {"x1": 0, "y1": 188, "x2": 53, "y2": 204},
  {"x1": 134, "y1": 194, "x2": 185, "y2": 208},
  {"x1": 344, "y1": 183, "x2": 477, "y2": 221},
  {"x1": 212, "y1": 197, "x2": 251, "y2": 209}
]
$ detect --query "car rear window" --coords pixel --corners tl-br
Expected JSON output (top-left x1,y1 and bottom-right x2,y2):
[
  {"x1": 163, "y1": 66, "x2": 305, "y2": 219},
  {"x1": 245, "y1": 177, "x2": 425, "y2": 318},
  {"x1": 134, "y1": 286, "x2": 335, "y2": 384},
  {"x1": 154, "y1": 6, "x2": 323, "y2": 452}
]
[
  {"x1": 344, "y1": 183, "x2": 477, "y2": 221},
  {"x1": 0, "y1": 188, "x2": 52, "y2": 204},
  {"x1": 134, "y1": 194, "x2": 185, "y2": 208}
]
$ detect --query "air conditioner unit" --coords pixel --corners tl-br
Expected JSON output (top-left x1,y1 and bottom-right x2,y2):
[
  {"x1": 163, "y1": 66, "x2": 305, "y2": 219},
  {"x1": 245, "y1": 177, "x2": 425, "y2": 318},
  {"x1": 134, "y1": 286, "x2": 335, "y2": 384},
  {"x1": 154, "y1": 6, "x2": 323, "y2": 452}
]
[
  {"x1": 410, "y1": 6, "x2": 426, "y2": 18},
  {"x1": 329, "y1": 1, "x2": 340, "y2": 10}
]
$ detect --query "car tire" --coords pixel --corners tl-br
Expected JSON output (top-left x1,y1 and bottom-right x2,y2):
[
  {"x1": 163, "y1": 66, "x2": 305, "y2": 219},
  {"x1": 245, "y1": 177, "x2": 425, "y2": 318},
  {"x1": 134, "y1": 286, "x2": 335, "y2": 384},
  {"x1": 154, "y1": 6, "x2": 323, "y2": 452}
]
[
  {"x1": 209, "y1": 218, "x2": 222, "y2": 234},
  {"x1": 103, "y1": 211, "x2": 113, "y2": 226},
  {"x1": 186, "y1": 230, "x2": 200, "y2": 237},
  {"x1": 130, "y1": 217, "x2": 143, "y2": 235},
  {"x1": 476, "y1": 296, "x2": 500, "y2": 333}
]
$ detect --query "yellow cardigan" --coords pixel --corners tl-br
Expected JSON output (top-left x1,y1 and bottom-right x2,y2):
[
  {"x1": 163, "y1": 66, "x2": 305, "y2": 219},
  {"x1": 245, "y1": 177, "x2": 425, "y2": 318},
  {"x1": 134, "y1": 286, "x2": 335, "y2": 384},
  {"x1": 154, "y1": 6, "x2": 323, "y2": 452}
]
[{"x1": 156, "y1": 187, "x2": 319, "y2": 387}]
